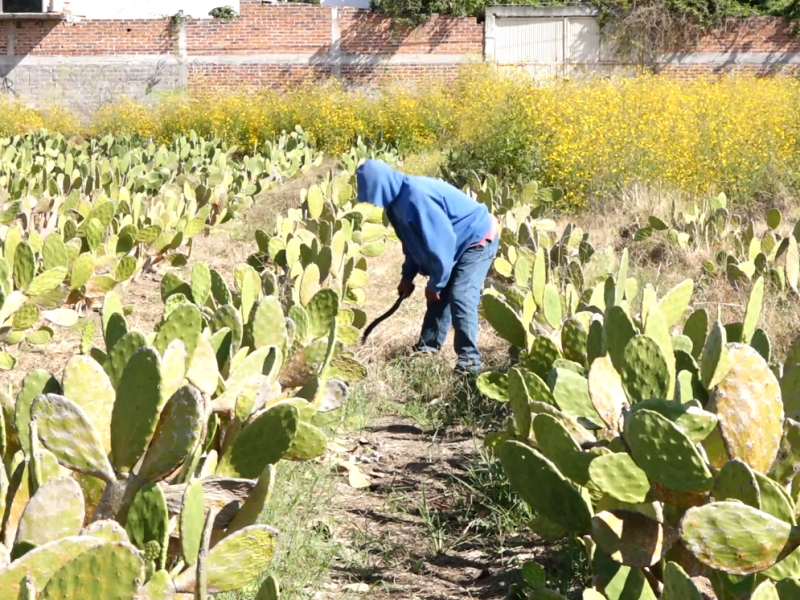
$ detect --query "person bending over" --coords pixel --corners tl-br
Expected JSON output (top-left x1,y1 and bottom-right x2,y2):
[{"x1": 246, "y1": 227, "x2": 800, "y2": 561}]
[{"x1": 356, "y1": 159, "x2": 499, "y2": 375}]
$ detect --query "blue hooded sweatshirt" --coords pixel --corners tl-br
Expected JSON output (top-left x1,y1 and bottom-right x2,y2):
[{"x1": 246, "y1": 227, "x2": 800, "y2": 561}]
[{"x1": 356, "y1": 159, "x2": 492, "y2": 294}]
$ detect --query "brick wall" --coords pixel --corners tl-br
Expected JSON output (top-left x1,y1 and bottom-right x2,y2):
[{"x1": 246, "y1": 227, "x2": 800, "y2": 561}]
[{"x1": 0, "y1": 2, "x2": 796, "y2": 114}]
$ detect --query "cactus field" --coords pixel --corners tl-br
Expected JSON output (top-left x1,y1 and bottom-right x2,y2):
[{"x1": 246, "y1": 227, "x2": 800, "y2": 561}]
[{"x1": 2, "y1": 125, "x2": 800, "y2": 600}]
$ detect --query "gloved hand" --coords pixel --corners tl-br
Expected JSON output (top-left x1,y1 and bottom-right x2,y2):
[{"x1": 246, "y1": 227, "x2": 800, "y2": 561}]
[{"x1": 397, "y1": 280, "x2": 415, "y2": 298}]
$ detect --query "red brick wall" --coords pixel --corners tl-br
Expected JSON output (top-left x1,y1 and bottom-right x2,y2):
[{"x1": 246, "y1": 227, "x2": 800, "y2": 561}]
[
  {"x1": 338, "y1": 11, "x2": 483, "y2": 55},
  {"x1": 692, "y1": 17, "x2": 799, "y2": 53},
  {"x1": 186, "y1": 4, "x2": 332, "y2": 55}
]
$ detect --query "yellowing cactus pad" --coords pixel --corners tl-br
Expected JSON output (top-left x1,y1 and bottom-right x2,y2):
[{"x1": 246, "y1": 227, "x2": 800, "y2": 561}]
[{"x1": 709, "y1": 343, "x2": 783, "y2": 473}]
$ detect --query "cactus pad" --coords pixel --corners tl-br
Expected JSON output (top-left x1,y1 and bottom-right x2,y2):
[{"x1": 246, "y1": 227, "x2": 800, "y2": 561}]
[
  {"x1": 104, "y1": 331, "x2": 147, "y2": 389},
  {"x1": 180, "y1": 479, "x2": 205, "y2": 566},
  {"x1": 588, "y1": 356, "x2": 627, "y2": 431},
  {"x1": 216, "y1": 403, "x2": 300, "y2": 479},
  {"x1": 498, "y1": 440, "x2": 592, "y2": 534},
  {"x1": 524, "y1": 336, "x2": 562, "y2": 381},
  {"x1": 624, "y1": 408, "x2": 713, "y2": 493},
  {"x1": 508, "y1": 367, "x2": 532, "y2": 438},
  {"x1": 743, "y1": 276, "x2": 764, "y2": 343},
  {"x1": 16, "y1": 370, "x2": 61, "y2": 455},
  {"x1": 285, "y1": 422, "x2": 327, "y2": 461},
  {"x1": 592, "y1": 509, "x2": 678, "y2": 567},
  {"x1": 708, "y1": 343, "x2": 782, "y2": 473},
  {"x1": 658, "y1": 279, "x2": 694, "y2": 329},
  {"x1": 111, "y1": 346, "x2": 163, "y2": 474},
  {"x1": 154, "y1": 304, "x2": 202, "y2": 363},
  {"x1": 16, "y1": 476, "x2": 84, "y2": 548},
  {"x1": 31, "y1": 394, "x2": 114, "y2": 482},
  {"x1": 252, "y1": 297, "x2": 287, "y2": 349},
  {"x1": 662, "y1": 561, "x2": 703, "y2": 600},
  {"x1": 631, "y1": 398, "x2": 717, "y2": 444},
  {"x1": 604, "y1": 306, "x2": 637, "y2": 373},
  {"x1": 192, "y1": 262, "x2": 212, "y2": 307},
  {"x1": 61, "y1": 356, "x2": 115, "y2": 452},
  {"x1": 533, "y1": 414, "x2": 593, "y2": 486},
  {"x1": 186, "y1": 332, "x2": 220, "y2": 396},
  {"x1": 81, "y1": 520, "x2": 128, "y2": 543},
  {"x1": 770, "y1": 418, "x2": 800, "y2": 486},
  {"x1": 562, "y1": 317, "x2": 589, "y2": 369},
  {"x1": 227, "y1": 465, "x2": 276, "y2": 537},
  {"x1": 211, "y1": 305, "x2": 244, "y2": 356},
  {"x1": 137, "y1": 385, "x2": 206, "y2": 483},
  {"x1": 306, "y1": 289, "x2": 340, "y2": 340},
  {"x1": 39, "y1": 542, "x2": 143, "y2": 600},
  {"x1": 622, "y1": 335, "x2": 670, "y2": 403},
  {"x1": 680, "y1": 502, "x2": 800, "y2": 575},
  {"x1": 125, "y1": 483, "x2": 169, "y2": 571},
  {"x1": 711, "y1": 458, "x2": 760, "y2": 507},
  {"x1": 588, "y1": 453, "x2": 650, "y2": 504},
  {"x1": 700, "y1": 320, "x2": 732, "y2": 390},
  {"x1": 550, "y1": 368, "x2": 603, "y2": 429},
  {"x1": 174, "y1": 525, "x2": 278, "y2": 594}
]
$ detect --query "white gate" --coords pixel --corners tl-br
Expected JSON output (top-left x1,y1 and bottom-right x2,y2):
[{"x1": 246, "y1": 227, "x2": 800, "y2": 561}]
[{"x1": 485, "y1": 6, "x2": 614, "y2": 78}]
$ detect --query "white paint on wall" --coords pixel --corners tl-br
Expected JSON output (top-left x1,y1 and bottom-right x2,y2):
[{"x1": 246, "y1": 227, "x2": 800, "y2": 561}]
[
  {"x1": 320, "y1": 0, "x2": 371, "y2": 9},
  {"x1": 64, "y1": 0, "x2": 240, "y2": 19}
]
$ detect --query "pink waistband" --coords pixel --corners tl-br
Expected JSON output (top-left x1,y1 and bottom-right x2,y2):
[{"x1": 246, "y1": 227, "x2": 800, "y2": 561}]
[{"x1": 471, "y1": 215, "x2": 499, "y2": 248}]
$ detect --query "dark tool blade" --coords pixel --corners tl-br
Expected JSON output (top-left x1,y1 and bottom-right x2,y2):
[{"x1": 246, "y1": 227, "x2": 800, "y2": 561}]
[{"x1": 361, "y1": 294, "x2": 407, "y2": 344}]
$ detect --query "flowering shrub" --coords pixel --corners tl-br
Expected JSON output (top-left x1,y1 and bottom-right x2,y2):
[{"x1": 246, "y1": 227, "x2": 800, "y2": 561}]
[{"x1": 3, "y1": 67, "x2": 800, "y2": 209}]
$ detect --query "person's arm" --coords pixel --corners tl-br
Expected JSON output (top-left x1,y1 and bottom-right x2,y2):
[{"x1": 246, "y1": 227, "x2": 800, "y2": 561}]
[
  {"x1": 401, "y1": 254, "x2": 419, "y2": 284},
  {"x1": 407, "y1": 197, "x2": 456, "y2": 296}
]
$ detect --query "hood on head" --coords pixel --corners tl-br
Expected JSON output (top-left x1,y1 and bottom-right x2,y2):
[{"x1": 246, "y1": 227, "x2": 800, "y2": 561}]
[{"x1": 356, "y1": 159, "x2": 404, "y2": 210}]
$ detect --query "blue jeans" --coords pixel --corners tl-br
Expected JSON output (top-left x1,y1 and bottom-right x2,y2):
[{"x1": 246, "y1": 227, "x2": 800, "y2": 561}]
[{"x1": 413, "y1": 234, "x2": 499, "y2": 374}]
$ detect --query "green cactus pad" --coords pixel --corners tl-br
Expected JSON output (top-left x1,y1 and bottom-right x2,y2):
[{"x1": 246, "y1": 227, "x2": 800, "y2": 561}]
[
  {"x1": 482, "y1": 295, "x2": 527, "y2": 349},
  {"x1": 211, "y1": 305, "x2": 244, "y2": 356},
  {"x1": 498, "y1": 440, "x2": 593, "y2": 534},
  {"x1": 588, "y1": 453, "x2": 650, "y2": 504},
  {"x1": 0, "y1": 537, "x2": 103, "y2": 600},
  {"x1": 186, "y1": 332, "x2": 220, "y2": 396},
  {"x1": 137, "y1": 386, "x2": 206, "y2": 483},
  {"x1": 104, "y1": 331, "x2": 147, "y2": 389},
  {"x1": 523, "y1": 336, "x2": 562, "y2": 381},
  {"x1": 530, "y1": 401, "x2": 596, "y2": 446},
  {"x1": 306, "y1": 289, "x2": 340, "y2": 341},
  {"x1": 630, "y1": 398, "x2": 717, "y2": 444},
  {"x1": 752, "y1": 328, "x2": 771, "y2": 362},
  {"x1": 125, "y1": 483, "x2": 169, "y2": 570},
  {"x1": 708, "y1": 343, "x2": 782, "y2": 473},
  {"x1": 42, "y1": 234, "x2": 68, "y2": 270},
  {"x1": 643, "y1": 306, "x2": 676, "y2": 399},
  {"x1": 680, "y1": 502, "x2": 800, "y2": 575},
  {"x1": 508, "y1": 367, "x2": 532, "y2": 438},
  {"x1": 154, "y1": 303, "x2": 202, "y2": 363},
  {"x1": 179, "y1": 479, "x2": 205, "y2": 566},
  {"x1": 770, "y1": 418, "x2": 800, "y2": 486},
  {"x1": 776, "y1": 579, "x2": 800, "y2": 598},
  {"x1": 192, "y1": 262, "x2": 212, "y2": 307},
  {"x1": 31, "y1": 394, "x2": 114, "y2": 481},
  {"x1": 39, "y1": 542, "x2": 143, "y2": 600},
  {"x1": 288, "y1": 304, "x2": 310, "y2": 346},
  {"x1": 111, "y1": 346, "x2": 163, "y2": 474},
  {"x1": 81, "y1": 519, "x2": 129, "y2": 543},
  {"x1": 751, "y1": 581, "x2": 780, "y2": 600},
  {"x1": 476, "y1": 372, "x2": 509, "y2": 402},
  {"x1": 562, "y1": 317, "x2": 589, "y2": 369},
  {"x1": 588, "y1": 356, "x2": 627, "y2": 431},
  {"x1": 700, "y1": 320, "x2": 732, "y2": 390},
  {"x1": 251, "y1": 297, "x2": 287, "y2": 350},
  {"x1": 550, "y1": 368, "x2": 603, "y2": 429},
  {"x1": 61, "y1": 356, "x2": 115, "y2": 453},
  {"x1": 543, "y1": 283, "x2": 563, "y2": 329},
  {"x1": 711, "y1": 458, "x2": 761, "y2": 507},
  {"x1": 755, "y1": 470, "x2": 796, "y2": 524},
  {"x1": 621, "y1": 335, "x2": 670, "y2": 403},
  {"x1": 227, "y1": 465, "x2": 276, "y2": 537},
  {"x1": 174, "y1": 525, "x2": 278, "y2": 593},
  {"x1": 604, "y1": 306, "x2": 637, "y2": 373},
  {"x1": 16, "y1": 370, "x2": 61, "y2": 455},
  {"x1": 593, "y1": 553, "x2": 657, "y2": 600},
  {"x1": 16, "y1": 477, "x2": 84, "y2": 547},
  {"x1": 743, "y1": 276, "x2": 765, "y2": 343},
  {"x1": 592, "y1": 509, "x2": 678, "y2": 567},
  {"x1": 533, "y1": 414, "x2": 593, "y2": 486},
  {"x1": 662, "y1": 562, "x2": 703, "y2": 600},
  {"x1": 658, "y1": 279, "x2": 694, "y2": 329},
  {"x1": 624, "y1": 408, "x2": 713, "y2": 493},
  {"x1": 285, "y1": 421, "x2": 327, "y2": 461},
  {"x1": 216, "y1": 403, "x2": 300, "y2": 479},
  {"x1": 13, "y1": 240, "x2": 35, "y2": 292},
  {"x1": 256, "y1": 575, "x2": 280, "y2": 600}
]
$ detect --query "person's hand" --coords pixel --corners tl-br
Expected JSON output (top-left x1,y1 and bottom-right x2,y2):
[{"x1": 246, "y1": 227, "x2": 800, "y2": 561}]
[
  {"x1": 398, "y1": 280, "x2": 415, "y2": 298},
  {"x1": 425, "y1": 288, "x2": 441, "y2": 302}
]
